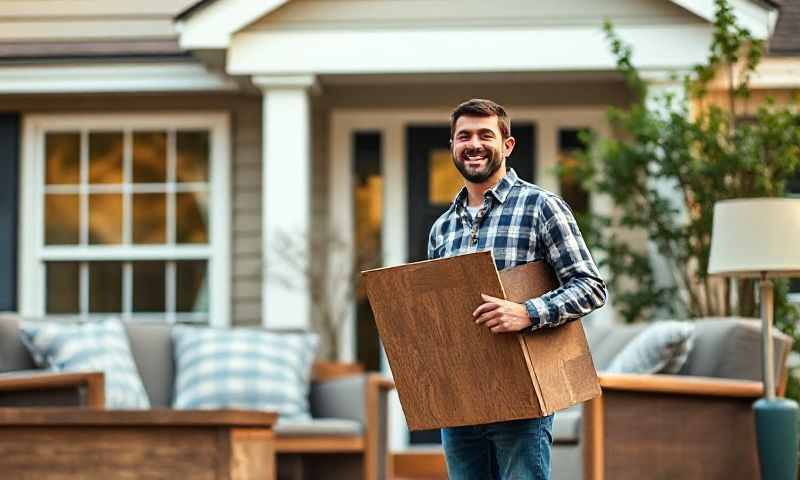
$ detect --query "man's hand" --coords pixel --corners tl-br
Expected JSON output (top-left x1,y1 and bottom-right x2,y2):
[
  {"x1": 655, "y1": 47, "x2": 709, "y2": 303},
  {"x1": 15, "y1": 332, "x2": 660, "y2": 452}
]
[{"x1": 473, "y1": 294, "x2": 532, "y2": 333}]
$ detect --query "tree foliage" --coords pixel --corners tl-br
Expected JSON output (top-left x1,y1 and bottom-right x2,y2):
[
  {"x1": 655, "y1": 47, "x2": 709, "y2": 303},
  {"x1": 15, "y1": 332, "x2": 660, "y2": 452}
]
[{"x1": 567, "y1": 0, "x2": 800, "y2": 331}]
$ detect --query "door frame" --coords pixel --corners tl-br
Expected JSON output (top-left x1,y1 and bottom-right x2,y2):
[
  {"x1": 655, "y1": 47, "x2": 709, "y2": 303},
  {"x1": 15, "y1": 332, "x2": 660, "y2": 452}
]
[{"x1": 329, "y1": 106, "x2": 610, "y2": 450}]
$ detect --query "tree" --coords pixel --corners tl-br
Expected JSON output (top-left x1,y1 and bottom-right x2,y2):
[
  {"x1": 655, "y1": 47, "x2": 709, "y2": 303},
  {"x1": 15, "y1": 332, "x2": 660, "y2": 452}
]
[{"x1": 566, "y1": 0, "x2": 800, "y2": 329}]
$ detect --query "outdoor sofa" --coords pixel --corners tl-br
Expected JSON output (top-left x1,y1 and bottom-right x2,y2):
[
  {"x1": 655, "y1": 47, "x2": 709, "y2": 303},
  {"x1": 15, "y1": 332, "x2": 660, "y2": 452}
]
[
  {"x1": 0, "y1": 314, "x2": 394, "y2": 480},
  {"x1": 552, "y1": 316, "x2": 793, "y2": 480}
]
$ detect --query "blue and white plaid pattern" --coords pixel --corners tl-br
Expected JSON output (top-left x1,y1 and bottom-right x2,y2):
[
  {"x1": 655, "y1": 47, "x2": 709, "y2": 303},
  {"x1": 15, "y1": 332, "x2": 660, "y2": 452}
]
[
  {"x1": 19, "y1": 317, "x2": 150, "y2": 409},
  {"x1": 427, "y1": 168, "x2": 607, "y2": 331},
  {"x1": 172, "y1": 326, "x2": 319, "y2": 420}
]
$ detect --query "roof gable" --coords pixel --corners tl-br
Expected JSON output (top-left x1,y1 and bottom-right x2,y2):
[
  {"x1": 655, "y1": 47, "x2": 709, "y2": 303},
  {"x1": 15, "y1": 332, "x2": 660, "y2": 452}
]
[{"x1": 176, "y1": 0, "x2": 777, "y2": 50}]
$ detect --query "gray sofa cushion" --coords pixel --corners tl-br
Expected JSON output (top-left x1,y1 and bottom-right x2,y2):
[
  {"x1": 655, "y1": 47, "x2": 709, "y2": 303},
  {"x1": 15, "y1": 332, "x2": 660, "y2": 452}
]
[
  {"x1": 0, "y1": 314, "x2": 36, "y2": 372},
  {"x1": 274, "y1": 418, "x2": 363, "y2": 437},
  {"x1": 678, "y1": 317, "x2": 792, "y2": 381},
  {"x1": 125, "y1": 322, "x2": 174, "y2": 408},
  {"x1": 587, "y1": 323, "x2": 648, "y2": 371},
  {"x1": 552, "y1": 406, "x2": 581, "y2": 443}
]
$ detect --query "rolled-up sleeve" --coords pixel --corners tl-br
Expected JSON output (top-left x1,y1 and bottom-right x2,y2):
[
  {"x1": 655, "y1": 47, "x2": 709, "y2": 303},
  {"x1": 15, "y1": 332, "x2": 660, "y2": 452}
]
[{"x1": 524, "y1": 195, "x2": 607, "y2": 331}]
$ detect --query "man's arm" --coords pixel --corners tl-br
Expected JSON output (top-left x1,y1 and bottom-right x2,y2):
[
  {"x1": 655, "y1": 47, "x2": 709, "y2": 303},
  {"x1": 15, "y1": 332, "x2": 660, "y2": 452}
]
[{"x1": 524, "y1": 194, "x2": 607, "y2": 330}]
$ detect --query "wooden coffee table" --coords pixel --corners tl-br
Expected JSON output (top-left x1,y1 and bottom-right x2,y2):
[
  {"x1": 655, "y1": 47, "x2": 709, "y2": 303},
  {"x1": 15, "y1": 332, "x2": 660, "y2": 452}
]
[{"x1": 0, "y1": 408, "x2": 277, "y2": 479}]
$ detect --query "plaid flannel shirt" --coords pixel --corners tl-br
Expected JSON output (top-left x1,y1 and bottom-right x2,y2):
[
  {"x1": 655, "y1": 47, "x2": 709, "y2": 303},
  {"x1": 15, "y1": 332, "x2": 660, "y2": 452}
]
[{"x1": 427, "y1": 168, "x2": 607, "y2": 331}]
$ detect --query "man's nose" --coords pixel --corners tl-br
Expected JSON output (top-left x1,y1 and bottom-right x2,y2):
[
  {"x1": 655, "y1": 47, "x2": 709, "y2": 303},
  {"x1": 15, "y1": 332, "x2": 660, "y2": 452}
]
[{"x1": 468, "y1": 136, "x2": 482, "y2": 149}]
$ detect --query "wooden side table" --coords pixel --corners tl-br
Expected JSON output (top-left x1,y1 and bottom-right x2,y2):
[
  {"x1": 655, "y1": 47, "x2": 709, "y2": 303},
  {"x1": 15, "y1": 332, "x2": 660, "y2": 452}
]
[{"x1": 0, "y1": 408, "x2": 277, "y2": 480}]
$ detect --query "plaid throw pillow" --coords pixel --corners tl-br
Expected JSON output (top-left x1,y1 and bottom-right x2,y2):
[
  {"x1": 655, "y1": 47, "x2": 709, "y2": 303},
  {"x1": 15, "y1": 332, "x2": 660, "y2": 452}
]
[
  {"x1": 19, "y1": 317, "x2": 150, "y2": 409},
  {"x1": 606, "y1": 321, "x2": 695, "y2": 374},
  {"x1": 171, "y1": 326, "x2": 318, "y2": 420}
]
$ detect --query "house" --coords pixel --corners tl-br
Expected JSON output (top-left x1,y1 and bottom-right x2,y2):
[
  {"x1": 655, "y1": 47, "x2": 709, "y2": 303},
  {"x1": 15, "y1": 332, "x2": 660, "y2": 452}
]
[{"x1": 0, "y1": 0, "x2": 796, "y2": 456}]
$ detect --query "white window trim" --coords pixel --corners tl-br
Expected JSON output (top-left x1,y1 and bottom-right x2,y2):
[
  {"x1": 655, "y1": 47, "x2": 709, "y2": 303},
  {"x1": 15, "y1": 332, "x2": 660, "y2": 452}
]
[{"x1": 19, "y1": 112, "x2": 232, "y2": 327}]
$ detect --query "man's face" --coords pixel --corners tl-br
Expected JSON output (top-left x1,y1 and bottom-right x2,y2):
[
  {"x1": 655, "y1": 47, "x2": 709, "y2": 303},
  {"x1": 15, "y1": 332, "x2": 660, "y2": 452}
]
[{"x1": 451, "y1": 115, "x2": 514, "y2": 183}]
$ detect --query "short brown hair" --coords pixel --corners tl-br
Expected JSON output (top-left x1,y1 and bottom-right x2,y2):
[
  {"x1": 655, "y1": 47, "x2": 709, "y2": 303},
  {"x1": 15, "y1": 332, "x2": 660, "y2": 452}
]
[{"x1": 450, "y1": 98, "x2": 511, "y2": 139}]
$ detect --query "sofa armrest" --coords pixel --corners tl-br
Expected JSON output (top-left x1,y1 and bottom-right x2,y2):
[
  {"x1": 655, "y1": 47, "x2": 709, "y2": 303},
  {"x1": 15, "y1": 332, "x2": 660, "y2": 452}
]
[
  {"x1": 0, "y1": 370, "x2": 105, "y2": 408},
  {"x1": 584, "y1": 373, "x2": 762, "y2": 480},
  {"x1": 309, "y1": 373, "x2": 395, "y2": 480}
]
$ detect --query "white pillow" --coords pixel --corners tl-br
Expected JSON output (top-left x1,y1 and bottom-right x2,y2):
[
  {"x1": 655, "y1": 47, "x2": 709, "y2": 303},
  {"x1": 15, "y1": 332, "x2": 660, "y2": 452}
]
[
  {"x1": 19, "y1": 317, "x2": 150, "y2": 409},
  {"x1": 606, "y1": 321, "x2": 695, "y2": 374},
  {"x1": 171, "y1": 326, "x2": 319, "y2": 420}
]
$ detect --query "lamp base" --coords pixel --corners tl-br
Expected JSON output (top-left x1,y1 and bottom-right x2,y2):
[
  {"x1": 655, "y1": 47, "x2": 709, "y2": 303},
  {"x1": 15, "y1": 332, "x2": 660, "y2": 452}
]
[{"x1": 755, "y1": 397, "x2": 799, "y2": 480}]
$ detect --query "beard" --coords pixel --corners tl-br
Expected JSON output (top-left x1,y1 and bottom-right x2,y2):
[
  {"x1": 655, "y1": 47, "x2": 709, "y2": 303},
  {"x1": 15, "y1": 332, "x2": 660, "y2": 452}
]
[{"x1": 452, "y1": 145, "x2": 504, "y2": 183}]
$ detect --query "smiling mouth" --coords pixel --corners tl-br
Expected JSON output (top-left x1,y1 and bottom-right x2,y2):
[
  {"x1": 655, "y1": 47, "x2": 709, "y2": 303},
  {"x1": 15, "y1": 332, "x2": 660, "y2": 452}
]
[{"x1": 463, "y1": 153, "x2": 487, "y2": 165}]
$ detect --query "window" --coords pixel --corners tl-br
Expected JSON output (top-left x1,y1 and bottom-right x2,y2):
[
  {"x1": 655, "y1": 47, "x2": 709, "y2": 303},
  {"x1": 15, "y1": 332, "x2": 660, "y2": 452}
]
[{"x1": 21, "y1": 114, "x2": 230, "y2": 325}]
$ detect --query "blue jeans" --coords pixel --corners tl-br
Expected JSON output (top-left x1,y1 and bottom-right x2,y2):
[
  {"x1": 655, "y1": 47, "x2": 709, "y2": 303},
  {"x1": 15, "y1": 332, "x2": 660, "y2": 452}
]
[{"x1": 442, "y1": 415, "x2": 554, "y2": 480}]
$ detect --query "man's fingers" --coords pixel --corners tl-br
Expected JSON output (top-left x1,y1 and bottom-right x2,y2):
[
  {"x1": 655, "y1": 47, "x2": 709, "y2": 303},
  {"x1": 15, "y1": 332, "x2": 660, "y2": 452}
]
[
  {"x1": 472, "y1": 301, "x2": 501, "y2": 317},
  {"x1": 491, "y1": 321, "x2": 511, "y2": 333},
  {"x1": 475, "y1": 310, "x2": 502, "y2": 325}
]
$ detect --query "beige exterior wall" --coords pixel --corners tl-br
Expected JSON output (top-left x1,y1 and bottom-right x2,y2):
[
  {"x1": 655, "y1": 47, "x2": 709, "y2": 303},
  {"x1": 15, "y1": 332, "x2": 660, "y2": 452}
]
[
  {"x1": 250, "y1": 0, "x2": 703, "y2": 31},
  {"x1": 3, "y1": 92, "x2": 265, "y2": 326},
  {"x1": 0, "y1": 0, "x2": 195, "y2": 42}
]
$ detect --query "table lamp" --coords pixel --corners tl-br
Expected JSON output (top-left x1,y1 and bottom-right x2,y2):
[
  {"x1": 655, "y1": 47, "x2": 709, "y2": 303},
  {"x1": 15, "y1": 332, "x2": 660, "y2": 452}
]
[{"x1": 708, "y1": 198, "x2": 800, "y2": 480}]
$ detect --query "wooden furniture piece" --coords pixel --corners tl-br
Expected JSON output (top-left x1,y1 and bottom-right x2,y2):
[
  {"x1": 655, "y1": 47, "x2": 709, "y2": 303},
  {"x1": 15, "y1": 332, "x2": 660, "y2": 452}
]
[
  {"x1": 0, "y1": 408, "x2": 277, "y2": 480},
  {"x1": 583, "y1": 373, "x2": 765, "y2": 480},
  {"x1": 282, "y1": 365, "x2": 395, "y2": 480},
  {"x1": 0, "y1": 370, "x2": 105, "y2": 407},
  {"x1": 363, "y1": 252, "x2": 598, "y2": 431},
  {"x1": 0, "y1": 366, "x2": 395, "y2": 480}
]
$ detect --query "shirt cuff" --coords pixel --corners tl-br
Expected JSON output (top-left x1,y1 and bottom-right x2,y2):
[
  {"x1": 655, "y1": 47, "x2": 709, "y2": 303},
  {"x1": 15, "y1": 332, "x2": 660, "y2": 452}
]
[{"x1": 525, "y1": 297, "x2": 552, "y2": 332}]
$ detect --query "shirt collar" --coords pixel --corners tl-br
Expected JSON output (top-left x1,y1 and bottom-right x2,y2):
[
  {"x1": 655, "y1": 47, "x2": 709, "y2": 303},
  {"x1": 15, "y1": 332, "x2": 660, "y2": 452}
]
[{"x1": 452, "y1": 168, "x2": 519, "y2": 208}]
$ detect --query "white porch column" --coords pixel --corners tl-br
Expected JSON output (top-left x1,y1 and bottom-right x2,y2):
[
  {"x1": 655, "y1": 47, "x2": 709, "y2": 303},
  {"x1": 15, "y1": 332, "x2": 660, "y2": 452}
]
[{"x1": 254, "y1": 75, "x2": 318, "y2": 329}]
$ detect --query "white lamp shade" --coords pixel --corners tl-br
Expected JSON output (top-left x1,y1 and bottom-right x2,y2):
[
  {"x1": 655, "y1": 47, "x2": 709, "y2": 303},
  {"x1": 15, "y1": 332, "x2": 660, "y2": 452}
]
[{"x1": 708, "y1": 198, "x2": 800, "y2": 277}]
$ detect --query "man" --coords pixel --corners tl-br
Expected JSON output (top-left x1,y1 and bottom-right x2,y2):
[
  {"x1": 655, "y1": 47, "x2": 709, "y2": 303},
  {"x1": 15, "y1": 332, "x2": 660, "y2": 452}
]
[{"x1": 427, "y1": 99, "x2": 607, "y2": 480}]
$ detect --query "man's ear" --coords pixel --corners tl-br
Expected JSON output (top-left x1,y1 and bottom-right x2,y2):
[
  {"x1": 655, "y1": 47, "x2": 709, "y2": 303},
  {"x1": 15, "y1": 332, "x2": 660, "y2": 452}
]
[{"x1": 503, "y1": 136, "x2": 516, "y2": 157}]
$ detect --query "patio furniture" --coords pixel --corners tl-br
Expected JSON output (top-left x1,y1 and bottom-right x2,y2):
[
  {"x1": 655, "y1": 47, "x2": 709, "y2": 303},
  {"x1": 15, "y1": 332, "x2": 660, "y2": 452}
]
[
  {"x1": 556, "y1": 317, "x2": 793, "y2": 480},
  {"x1": 0, "y1": 407, "x2": 277, "y2": 480},
  {"x1": 0, "y1": 315, "x2": 394, "y2": 480}
]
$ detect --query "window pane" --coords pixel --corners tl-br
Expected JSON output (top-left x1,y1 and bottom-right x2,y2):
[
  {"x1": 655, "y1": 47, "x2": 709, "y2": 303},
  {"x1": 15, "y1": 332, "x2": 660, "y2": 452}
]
[
  {"x1": 46, "y1": 262, "x2": 80, "y2": 314},
  {"x1": 176, "y1": 260, "x2": 208, "y2": 313},
  {"x1": 176, "y1": 192, "x2": 208, "y2": 244},
  {"x1": 89, "y1": 194, "x2": 122, "y2": 245},
  {"x1": 558, "y1": 129, "x2": 591, "y2": 216},
  {"x1": 177, "y1": 130, "x2": 209, "y2": 183},
  {"x1": 45, "y1": 132, "x2": 80, "y2": 185},
  {"x1": 89, "y1": 261, "x2": 122, "y2": 313},
  {"x1": 133, "y1": 131, "x2": 167, "y2": 183},
  {"x1": 133, "y1": 193, "x2": 166, "y2": 244},
  {"x1": 429, "y1": 148, "x2": 462, "y2": 205},
  {"x1": 89, "y1": 132, "x2": 123, "y2": 184},
  {"x1": 133, "y1": 261, "x2": 165, "y2": 312},
  {"x1": 353, "y1": 132, "x2": 383, "y2": 372},
  {"x1": 45, "y1": 194, "x2": 80, "y2": 245}
]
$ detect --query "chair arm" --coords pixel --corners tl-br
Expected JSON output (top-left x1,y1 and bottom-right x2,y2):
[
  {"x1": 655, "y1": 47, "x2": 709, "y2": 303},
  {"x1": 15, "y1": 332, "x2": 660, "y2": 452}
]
[
  {"x1": 309, "y1": 373, "x2": 395, "y2": 480},
  {"x1": 584, "y1": 373, "x2": 762, "y2": 480},
  {"x1": 0, "y1": 370, "x2": 105, "y2": 408}
]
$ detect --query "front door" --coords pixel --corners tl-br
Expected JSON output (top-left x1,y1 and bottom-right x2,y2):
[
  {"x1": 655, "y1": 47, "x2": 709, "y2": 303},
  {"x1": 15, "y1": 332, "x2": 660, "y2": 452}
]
[{"x1": 405, "y1": 123, "x2": 536, "y2": 443}]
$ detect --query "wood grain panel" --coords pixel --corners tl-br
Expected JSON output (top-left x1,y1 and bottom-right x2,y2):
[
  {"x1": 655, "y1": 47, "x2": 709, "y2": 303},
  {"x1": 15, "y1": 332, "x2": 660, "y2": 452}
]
[
  {"x1": 0, "y1": 408, "x2": 277, "y2": 427},
  {"x1": 602, "y1": 391, "x2": 759, "y2": 480},
  {"x1": 0, "y1": 427, "x2": 219, "y2": 480},
  {"x1": 500, "y1": 261, "x2": 601, "y2": 414},
  {"x1": 229, "y1": 428, "x2": 276, "y2": 480},
  {"x1": 363, "y1": 251, "x2": 540, "y2": 430},
  {"x1": 599, "y1": 373, "x2": 763, "y2": 397}
]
